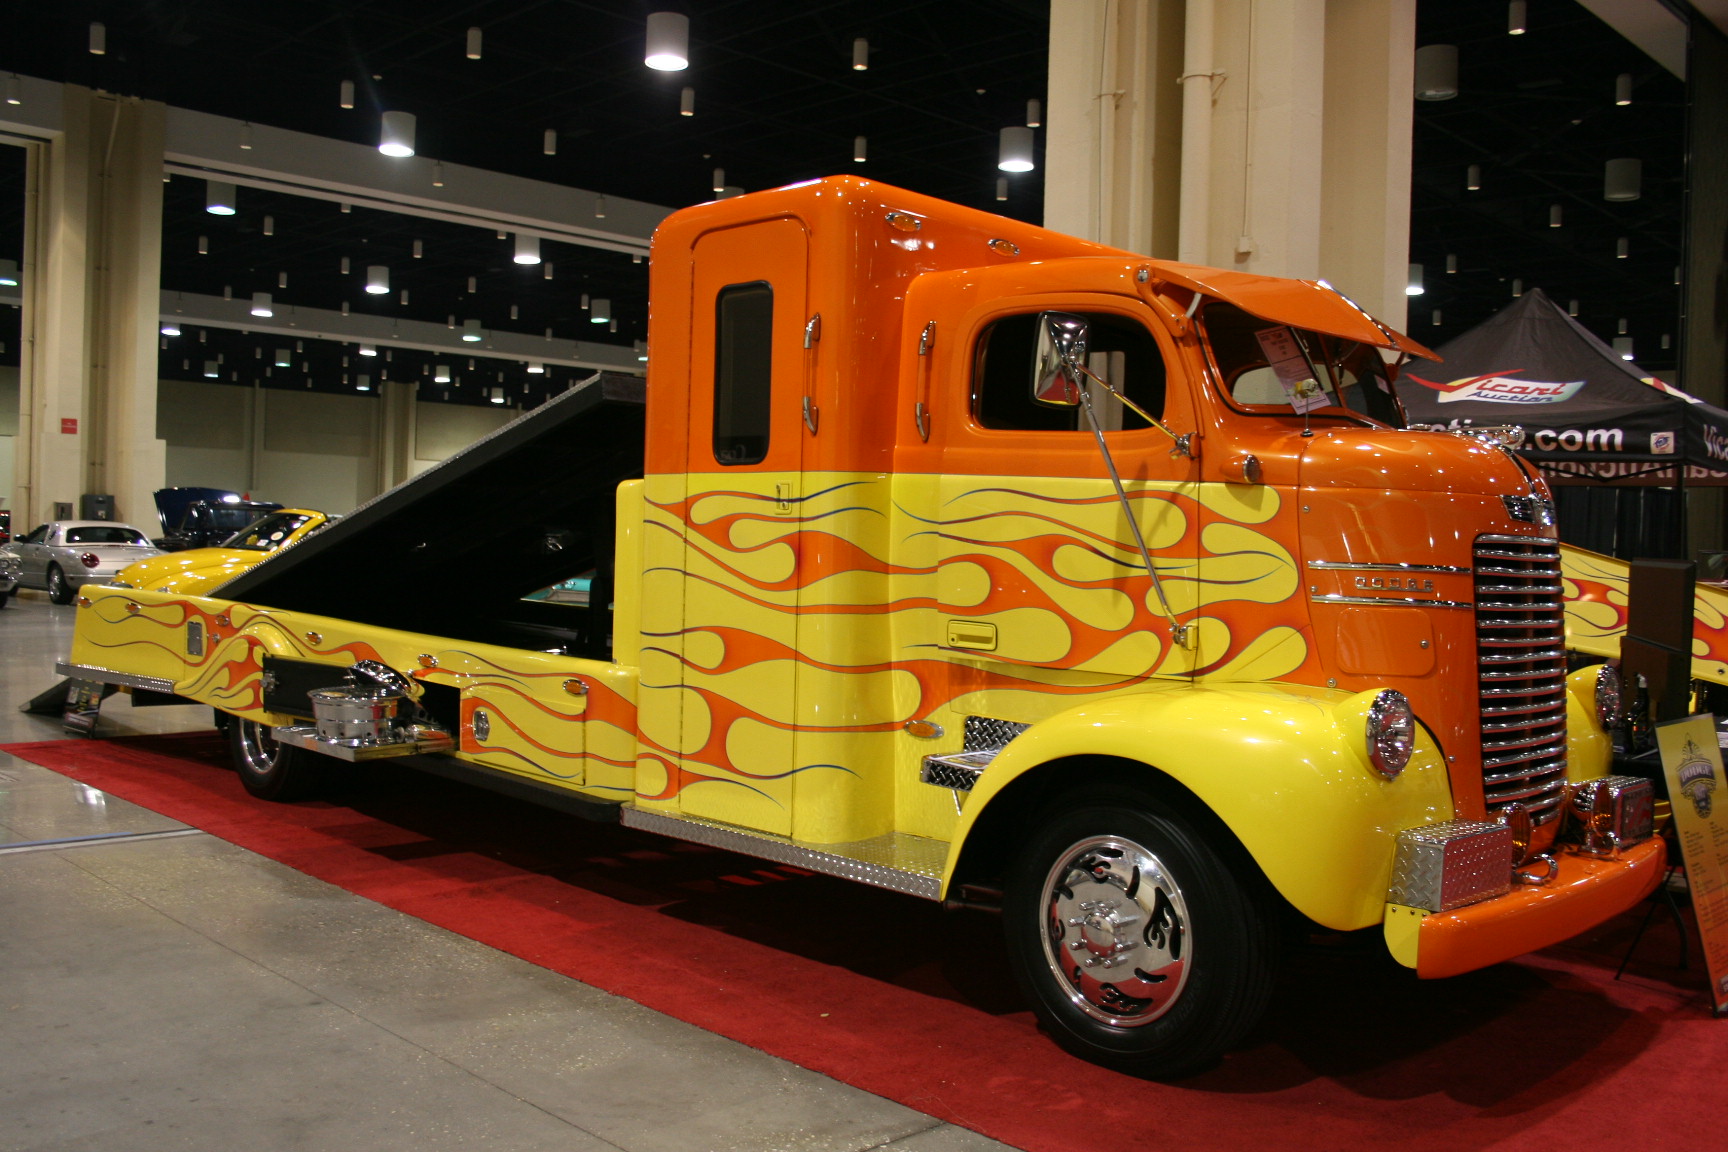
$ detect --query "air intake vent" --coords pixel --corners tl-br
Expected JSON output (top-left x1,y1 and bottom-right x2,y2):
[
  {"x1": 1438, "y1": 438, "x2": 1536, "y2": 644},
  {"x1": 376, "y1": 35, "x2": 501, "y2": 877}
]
[{"x1": 1473, "y1": 535, "x2": 1568, "y2": 823}]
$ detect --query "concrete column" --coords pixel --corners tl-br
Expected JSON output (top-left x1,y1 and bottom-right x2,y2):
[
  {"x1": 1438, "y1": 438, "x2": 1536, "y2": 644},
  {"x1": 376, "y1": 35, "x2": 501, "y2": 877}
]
[
  {"x1": 16, "y1": 85, "x2": 167, "y2": 529},
  {"x1": 378, "y1": 379, "x2": 418, "y2": 493},
  {"x1": 1319, "y1": 0, "x2": 1416, "y2": 329},
  {"x1": 1044, "y1": 0, "x2": 1186, "y2": 255}
]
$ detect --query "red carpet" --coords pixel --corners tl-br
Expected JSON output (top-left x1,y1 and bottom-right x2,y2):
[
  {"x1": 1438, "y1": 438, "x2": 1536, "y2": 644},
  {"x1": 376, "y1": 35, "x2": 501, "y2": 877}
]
[{"x1": 6, "y1": 731, "x2": 1726, "y2": 1151}]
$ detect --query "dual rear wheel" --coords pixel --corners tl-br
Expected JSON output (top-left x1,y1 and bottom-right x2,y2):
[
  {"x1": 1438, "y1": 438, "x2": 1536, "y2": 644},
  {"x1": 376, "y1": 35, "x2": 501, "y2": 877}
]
[{"x1": 228, "y1": 718, "x2": 328, "y2": 802}]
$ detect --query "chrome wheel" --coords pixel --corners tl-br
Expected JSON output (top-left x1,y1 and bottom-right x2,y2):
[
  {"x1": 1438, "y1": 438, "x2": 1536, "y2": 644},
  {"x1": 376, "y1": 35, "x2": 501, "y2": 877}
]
[
  {"x1": 1040, "y1": 835, "x2": 1192, "y2": 1026},
  {"x1": 46, "y1": 565, "x2": 71, "y2": 604},
  {"x1": 233, "y1": 719, "x2": 279, "y2": 777},
  {"x1": 227, "y1": 716, "x2": 326, "y2": 801}
]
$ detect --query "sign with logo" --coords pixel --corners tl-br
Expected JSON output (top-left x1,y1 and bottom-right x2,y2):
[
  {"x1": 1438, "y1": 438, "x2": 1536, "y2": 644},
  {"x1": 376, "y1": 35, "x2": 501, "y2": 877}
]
[
  {"x1": 1656, "y1": 713, "x2": 1728, "y2": 1016},
  {"x1": 1406, "y1": 370, "x2": 1586, "y2": 406}
]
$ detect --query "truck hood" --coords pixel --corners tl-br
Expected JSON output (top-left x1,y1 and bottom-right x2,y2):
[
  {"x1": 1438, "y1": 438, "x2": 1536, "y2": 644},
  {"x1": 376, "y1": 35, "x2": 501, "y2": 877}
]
[
  {"x1": 115, "y1": 547, "x2": 258, "y2": 592},
  {"x1": 1297, "y1": 426, "x2": 1542, "y2": 501}
]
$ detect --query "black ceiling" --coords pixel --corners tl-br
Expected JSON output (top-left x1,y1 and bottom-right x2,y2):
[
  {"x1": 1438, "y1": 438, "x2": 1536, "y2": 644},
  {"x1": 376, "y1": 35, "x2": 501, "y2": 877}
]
[{"x1": 0, "y1": 0, "x2": 1695, "y2": 407}]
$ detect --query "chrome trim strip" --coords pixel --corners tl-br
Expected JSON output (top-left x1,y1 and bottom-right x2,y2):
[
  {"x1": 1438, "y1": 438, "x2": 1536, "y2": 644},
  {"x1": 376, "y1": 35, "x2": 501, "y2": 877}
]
[
  {"x1": 619, "y1": 806, "x2": 945, "y2": 900},
  {"x1": 1306, "y1": 561, "x2": 1471, "y2": 574},
  {"x1": 54, "y1": 662, "x2": 177, "y2": 695},
  {"x1": 1309, "y1": 593, "x2": 1473, "y2": 609}
]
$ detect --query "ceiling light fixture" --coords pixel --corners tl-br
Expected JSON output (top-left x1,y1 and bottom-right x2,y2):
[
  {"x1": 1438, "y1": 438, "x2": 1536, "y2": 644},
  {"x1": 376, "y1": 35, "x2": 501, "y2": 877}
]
[
  {"x1": 1568, "y1": 299, "x2": 1579, "y2": 317},
  {"x1": 239, "y1": 121, "x2": 253, "y2": 150},
  {"x1": 340, "y1": 256, "x2": 351, "y2": 274},
  {"x1": 514, "y1": 233, "x2": 542, "y2": 264},
  {"x1": 543, "y1": 129, "x2": 557, "y2": 156},
  {"x1": 340, "y1": 80, "x2": 355, "y2": 109},
  {"x1": 854, "y1": 135, "x2": 867, "y2": 163},
  {"x1": 853, "y1": 38, "x2": 869, "y2": 71},
  {"x1": 1612, "y1": 337, "x2": 1633, "y2": 361},
  {"x1": 467, "y1": 275, "x2": 478, "y2": 293},
  {"x1": 527, "y1": 362, "x2": 545, "y2": 374},
  {"x1": 160, "y1": 320, "x2": 180, "y2": 336},
  {"x1": 380, "y1": 110, "x2": 416, "y2": 157},
  {"x1": 1511, "y1": 278, "x2": 1523, "y2": 298},
  {"x1": 1616, "y1": 236, "x2": 1629, "y2": 258},
  {"x1": 680, "y1": 87, "x2": 695, "y2": 116},
  {"x1": 366, "y1": 265, "x2": 390, "y2": 294},
  {"x1": 357, "y1": 374, "x2": 371, "y2": 391},
  {"x1": 1445, "y1": 253, "x2": 1457, "y2": 274},
  {"x1": 277, "y1": 271, "x2": 287, "y2": 288},
  {"x1": 5, "y1": 74, "x2": 21, "y2": 105},
  {"x1": 205, "y1": 180, "x2": 237, "y2": 215},
  {"x1": 998, "y1": 127, "x2": 1035, "y2": 172},
  {"x1": 590, "y1": 298, "x2": 611, "y2": 324},
  {"x1": 435, "y1": 364, "x2": 451, "y2": 383},
  {"x1": 466, "y1": 27, "x2": 483, "y2": 60},
  {"x1": 462, "y1": 319, "x2": 484, "y2": 342},
  {"x1": 1414, "y1": 44, "x2": 1458, "y2": 101},
  {"x1": 263, "y1": 215, "x2": 274, "y2": 236},
  {"x1": 250, "y1": 292, "x2": 273, "y2": 317},
  {"x1": 1431, "y1": 310, "x2": 1442, "y2": 326},
  {"x1": 197, "y1": 235, "x2": 209, "y2": 255},
  {"x1": 1508, "y1": 1, "x2": 1527, "y2": 35},
  {"x1": 203, "y1": 361, "x2": 220, "y2": 379},
  {"x1": 645, "y1": 12, "x2": 690, "y2": 71},
  {"x1": 1027, "y1": 99, "x2": 1042, "y2": 127},
  {"x1": 0, "y1": 259, "x2": 19, "y2": 286},
  {"x1": 1615, "y1": 73, "x2": 1632, "y2": 106},
  {"x1": 1604, "y1": 157, "x2": 1641, "y2": 201},
  {"x1": 1549, "y1": 204, "x2": 1563, "y2": 227},
  {"x1": 996, "y1": 177, "x2": 1008, "y2": 202},
  {"x1": 432, "y1": 161, "x2": 445, "y2": 187},
  {"x1": 1466, "y1": 164, "x2": 1482, "y2": 191},
  {"x1": 543, "y1": 261, "x2": 554, "y2": 280},
  {"x1": 1406, "y1": 264, "x2": 1425, "y2": 296},
  {"x1": 360, "y1": 343, "x2": 377, "y2": 356},
  {"x1": 413, "y1": 239, "x2": 423, "y2": 258},
  {"x1": 89, "y1": 22, "x2": 106, "y2": 55},
  {"x1": 712, "y1": 167, "x2": 725, "y2": 195}
]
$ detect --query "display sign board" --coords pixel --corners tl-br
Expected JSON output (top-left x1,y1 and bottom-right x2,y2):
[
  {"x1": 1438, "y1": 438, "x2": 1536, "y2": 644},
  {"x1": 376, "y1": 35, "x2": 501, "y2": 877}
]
[
  {"x1": 61, "y1": 679, "x2": 105, "y2": 737},
  {"x1": 1656, "y1": 713, "x2": 1728, "y2": 1015},
  {"x1": 1254, "y1": 327, "x2": 1329, "y2": 413}
]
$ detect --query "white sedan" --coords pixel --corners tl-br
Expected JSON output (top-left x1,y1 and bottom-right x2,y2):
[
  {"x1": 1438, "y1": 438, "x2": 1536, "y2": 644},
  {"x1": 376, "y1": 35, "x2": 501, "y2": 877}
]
[{"x1": 1, "y1": 521, "x2": 166, "y2": 604}]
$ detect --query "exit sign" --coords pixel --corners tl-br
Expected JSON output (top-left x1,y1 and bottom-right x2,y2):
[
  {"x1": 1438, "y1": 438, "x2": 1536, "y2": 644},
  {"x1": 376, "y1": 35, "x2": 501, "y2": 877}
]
[{"x1": 60, "y1": 418, "x2": 78, "y2": 434}]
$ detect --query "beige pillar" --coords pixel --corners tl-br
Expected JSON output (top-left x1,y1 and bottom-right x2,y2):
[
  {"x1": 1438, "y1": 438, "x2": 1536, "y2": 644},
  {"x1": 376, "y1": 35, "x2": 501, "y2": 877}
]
[
  {"x1": 1044, "y1": 0, "x2": 1186, "y2": 254},
  {"x1": 1319, "y1": 0, "x2": 1416, "y2": 329},
  {"x1": 16, "y1": 85, "x2": 167, "y2": 530},
  {"x1": 1046, "y1": 0, "x2": 1416, "y2": 328},
  {"x1": 377, "y1": 379, "x2": 418, "y2": 493}
]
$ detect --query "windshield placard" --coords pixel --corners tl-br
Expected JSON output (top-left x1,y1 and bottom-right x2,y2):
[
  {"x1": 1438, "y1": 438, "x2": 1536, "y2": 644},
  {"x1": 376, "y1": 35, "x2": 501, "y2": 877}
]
[{"x1": 1255, "y1": 326, "x2": 1330, "y2": 413}]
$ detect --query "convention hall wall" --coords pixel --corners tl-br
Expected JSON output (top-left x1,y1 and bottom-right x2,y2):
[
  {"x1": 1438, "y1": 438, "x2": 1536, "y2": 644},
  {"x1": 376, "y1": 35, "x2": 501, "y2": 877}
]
[{"x1": 153, "y1": 379, "x2": 511, "y2": 517}]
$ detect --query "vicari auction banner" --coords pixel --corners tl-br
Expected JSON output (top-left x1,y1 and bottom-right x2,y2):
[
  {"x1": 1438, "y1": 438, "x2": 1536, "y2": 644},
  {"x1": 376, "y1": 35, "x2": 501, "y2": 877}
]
[{"x1": 1656, "y1": 713, "x2": 1728, "y2": 1016}]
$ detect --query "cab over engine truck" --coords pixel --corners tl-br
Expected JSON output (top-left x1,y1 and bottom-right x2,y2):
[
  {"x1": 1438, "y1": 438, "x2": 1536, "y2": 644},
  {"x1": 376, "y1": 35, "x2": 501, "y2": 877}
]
[{"x1": 60, "y1": 177, "x2": 1664, "y2": 1076}]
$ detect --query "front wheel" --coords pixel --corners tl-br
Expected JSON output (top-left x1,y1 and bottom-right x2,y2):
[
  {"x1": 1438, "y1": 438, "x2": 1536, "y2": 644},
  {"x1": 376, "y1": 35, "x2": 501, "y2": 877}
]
[
  {"x1": 1003, "y1": 794, "x2": 1277, "y2": 1077},
  {"x1": 229, "y1": 718, "x2": 328, "y2": 801},
  {"x1": 46, "y1": 565, "x2": 73, "y2": 604}
]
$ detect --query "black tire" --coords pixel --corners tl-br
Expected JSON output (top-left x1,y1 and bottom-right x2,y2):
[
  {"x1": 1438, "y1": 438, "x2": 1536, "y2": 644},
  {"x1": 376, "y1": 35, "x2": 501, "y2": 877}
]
[
  {"x1": 1003, "y1": 789, "x2": 1277, "y2": 1077},
  {"x1": 0, "y1": 587, "x2": 10, "y2": 608},
  {"x1": 46, "y1": 565, "x2": 73, "y2": 605},
  {"x1": 228, "y1": 717, "x2": 328, "y2": 801}
]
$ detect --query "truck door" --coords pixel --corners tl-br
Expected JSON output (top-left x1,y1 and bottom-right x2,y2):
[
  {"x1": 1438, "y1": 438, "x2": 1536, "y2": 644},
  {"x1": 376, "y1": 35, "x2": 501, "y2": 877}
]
[
  {"x1": 928, "y1": 295, "x2": 1203, "y2": 684},
  {"x1": 670, "y1": 216, "x2": 811, "y2": 835}
]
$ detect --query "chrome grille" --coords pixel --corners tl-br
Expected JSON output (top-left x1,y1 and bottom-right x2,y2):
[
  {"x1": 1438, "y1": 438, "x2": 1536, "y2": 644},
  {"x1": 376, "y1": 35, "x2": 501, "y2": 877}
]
[{"x1": 1474, "y1": 535, "x2": 1568, "y2": 823}]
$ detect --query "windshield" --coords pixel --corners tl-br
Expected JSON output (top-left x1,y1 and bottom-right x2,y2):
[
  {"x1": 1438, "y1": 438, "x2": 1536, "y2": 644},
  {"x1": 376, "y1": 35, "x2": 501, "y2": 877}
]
[
  {"x1": 63, "y1": 526, "x2": 149, "y2": 545},
  {"x1": 223, "y1": 512, "x2": 313, "y2": 552},
  {"x1": 1200, "y1": 302, "x2": 1405, "y2": 427}
]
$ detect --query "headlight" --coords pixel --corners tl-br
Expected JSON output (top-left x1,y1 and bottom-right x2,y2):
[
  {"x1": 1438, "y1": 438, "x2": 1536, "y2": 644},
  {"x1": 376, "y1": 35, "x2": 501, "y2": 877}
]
[
  {"x1": 1366, "y1": 689, "x2": 1416, "y2": 778},
  {"x1": 1594, "y1": 663, "x2": 1623, "y2": 729}
]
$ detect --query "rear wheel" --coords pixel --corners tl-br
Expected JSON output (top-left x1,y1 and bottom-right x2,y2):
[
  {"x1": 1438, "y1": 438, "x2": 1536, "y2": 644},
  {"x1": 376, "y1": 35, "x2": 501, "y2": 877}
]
[
  {"x1": 46, "y1": 565, "x2": 72, "y2": 604},
  {"x1": 1003, "y1": 792, "x2": 1277, "y2": 1077},
  {"x1": 229, "y1": 718, "x2": 328, "y2": 801}
]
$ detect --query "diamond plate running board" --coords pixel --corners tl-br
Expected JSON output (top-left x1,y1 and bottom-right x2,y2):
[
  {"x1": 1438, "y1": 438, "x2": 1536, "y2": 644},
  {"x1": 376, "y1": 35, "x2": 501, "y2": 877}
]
[{"x1": 619, "y1": 806, "x2": 946, "y2": 900}]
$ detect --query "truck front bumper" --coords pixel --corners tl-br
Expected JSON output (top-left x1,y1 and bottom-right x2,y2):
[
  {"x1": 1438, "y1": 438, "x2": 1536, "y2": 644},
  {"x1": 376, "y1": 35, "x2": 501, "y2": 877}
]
[{"x1": 1384, "y1": 836, "x2": 1666, "y2": 978}]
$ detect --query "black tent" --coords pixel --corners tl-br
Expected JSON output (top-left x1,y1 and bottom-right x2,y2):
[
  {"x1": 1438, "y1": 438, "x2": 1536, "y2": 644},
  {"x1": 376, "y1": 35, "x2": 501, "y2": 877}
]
[{"x1": 1393, "y1": 289, "x2": 1728, "y2": 558}]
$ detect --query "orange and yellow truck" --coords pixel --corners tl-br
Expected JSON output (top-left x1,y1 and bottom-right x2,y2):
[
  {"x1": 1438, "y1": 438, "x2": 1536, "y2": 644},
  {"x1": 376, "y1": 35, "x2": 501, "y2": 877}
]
[{"x1": 59, "y1": 177, "x2": 1666, "y2": 1076}]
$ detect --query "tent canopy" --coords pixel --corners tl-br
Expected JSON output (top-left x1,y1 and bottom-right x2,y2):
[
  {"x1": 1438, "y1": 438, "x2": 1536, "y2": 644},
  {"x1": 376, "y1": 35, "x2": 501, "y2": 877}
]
[{"x1": 1394, "y1": 288, "x2": 1728, "y2": 485}]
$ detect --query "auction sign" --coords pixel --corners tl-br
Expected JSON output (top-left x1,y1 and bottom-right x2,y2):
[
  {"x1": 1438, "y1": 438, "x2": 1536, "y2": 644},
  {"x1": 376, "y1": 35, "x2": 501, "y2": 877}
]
[{"x1": 1656, "y1": 714, "x2": 1728, "y2": 1015}]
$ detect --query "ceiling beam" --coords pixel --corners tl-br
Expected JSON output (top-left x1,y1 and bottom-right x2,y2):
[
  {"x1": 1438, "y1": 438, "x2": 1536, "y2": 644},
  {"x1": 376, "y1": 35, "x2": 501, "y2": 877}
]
[
  {"x1": 1574, "y1": 0, "x2": 1687, "y2": 78},
  {"x1": 164, "y1": 107, "x2": 666, "y2": 256},
  {"x1": 160, "y1": 291, "x2": 643, "y2": 375}
]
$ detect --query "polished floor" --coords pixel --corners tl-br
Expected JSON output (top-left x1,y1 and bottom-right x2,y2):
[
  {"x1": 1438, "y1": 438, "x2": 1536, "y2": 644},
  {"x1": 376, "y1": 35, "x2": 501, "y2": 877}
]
[{"x1": 0, "y1": 590, "x2": 1018, "y2": 1152}]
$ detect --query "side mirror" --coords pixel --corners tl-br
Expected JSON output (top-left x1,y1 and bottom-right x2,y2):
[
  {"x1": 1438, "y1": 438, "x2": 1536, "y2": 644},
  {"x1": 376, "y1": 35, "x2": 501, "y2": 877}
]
[{"x1": 1032, "y1": 312, "x2": 1089, "y2": 407}]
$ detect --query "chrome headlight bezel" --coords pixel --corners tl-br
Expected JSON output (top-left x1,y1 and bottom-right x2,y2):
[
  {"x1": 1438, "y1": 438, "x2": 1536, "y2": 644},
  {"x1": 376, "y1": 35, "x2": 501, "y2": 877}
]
[
  {"x1": 1593, "y1": 663, "x2": 1624, "y2": 729},
  {"x1": 1366, "y1": 689, "x2": 1417, "y2": 778}
]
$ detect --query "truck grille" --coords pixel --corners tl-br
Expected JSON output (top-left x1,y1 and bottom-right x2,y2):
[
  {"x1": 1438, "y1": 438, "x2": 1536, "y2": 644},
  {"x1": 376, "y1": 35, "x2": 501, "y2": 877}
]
[{"x1": 1473, "y1": 535, "x2": 1568, "y2": 823}]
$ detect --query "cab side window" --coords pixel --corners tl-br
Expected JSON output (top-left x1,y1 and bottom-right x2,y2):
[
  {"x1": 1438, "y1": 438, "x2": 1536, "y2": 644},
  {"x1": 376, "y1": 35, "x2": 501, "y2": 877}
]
[
  {"x1": 21, "y1": 525, "x2": 47, "y2": 544},
  {"x1": 974, "y1": 311, "x2": 1167, "y2": 432},
  {"x1": 713, "y1": 281, "x2": 774, "y2": 465}
]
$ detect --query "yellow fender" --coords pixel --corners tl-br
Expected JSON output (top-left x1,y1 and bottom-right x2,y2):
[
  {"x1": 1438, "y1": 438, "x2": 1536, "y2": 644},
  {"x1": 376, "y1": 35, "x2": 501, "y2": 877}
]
[{"x1": 941, "y1": 681, "x2": 1455, "y2": 930}]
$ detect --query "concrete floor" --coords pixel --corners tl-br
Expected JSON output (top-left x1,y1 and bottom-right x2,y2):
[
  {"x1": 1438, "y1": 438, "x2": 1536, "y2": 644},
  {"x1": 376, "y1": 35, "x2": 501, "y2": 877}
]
[{"x1": 0, "y1": 590, "x2": 1019, "y2": 1152}]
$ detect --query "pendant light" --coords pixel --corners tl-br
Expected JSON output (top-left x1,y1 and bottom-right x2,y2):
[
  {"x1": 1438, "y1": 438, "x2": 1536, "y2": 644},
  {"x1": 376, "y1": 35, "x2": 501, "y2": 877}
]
[
  {"x1": 998, "y1": 127, "x2": 1035, "y2": 172},
  {"x1": 1405, "y1": 265, "x2": 1424, "y2": 296},
  {"x1": 365, "y1": 265, "x2": 390, "y2": 294},
  {"x1": 590, "y1": 298, "x2": 611, "y2": 324},
  {"x1": 1414, "y1": 45, "x2": 1458, "y2": 101},
  {"x1": 379, "y1": 111, "x2": 416, "y2": 157},
  {"x1": 205, "y1": 180, "x2": 237, "y2": 215},
  {"x1": 466, "y1": 27, "x2": 483, "y2": 60},
  {"x1": 852, "y1": 38, "x2": 869, "y2": 71},
  {"x1": 514, "y1": 234, "x2": 542, "y2": 264},
  {"x1": 1604, "y1": 158, "x2": 1641, "y2": 202},
  {"x1": 250, "y1": 292, "x2": 273, "y2": 318},
  {"x1": 461, "y1": 319, "x2": 484, "y2": 342},
  {"x1": 645, "y1": 12, "x2": 690, "y2": 71},
  {"x1": 681, "y1": 87, "x2": 695, "y2": 116}
]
